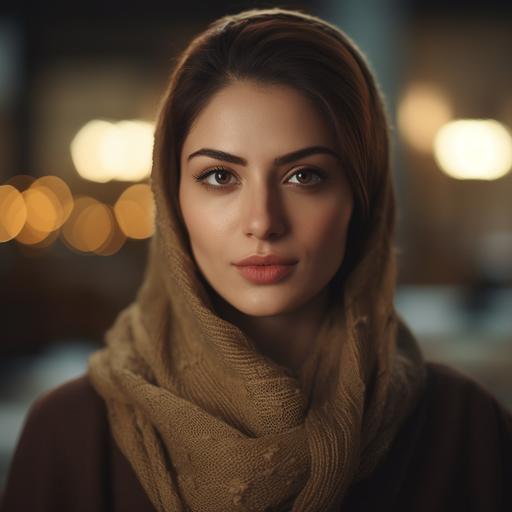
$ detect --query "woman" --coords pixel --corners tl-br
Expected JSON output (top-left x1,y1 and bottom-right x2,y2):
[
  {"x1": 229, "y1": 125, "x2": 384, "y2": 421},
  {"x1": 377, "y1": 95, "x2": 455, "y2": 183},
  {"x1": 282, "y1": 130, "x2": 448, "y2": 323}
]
[{"x1": 2, "y1": 7, "x2": 511, "y2": 512}]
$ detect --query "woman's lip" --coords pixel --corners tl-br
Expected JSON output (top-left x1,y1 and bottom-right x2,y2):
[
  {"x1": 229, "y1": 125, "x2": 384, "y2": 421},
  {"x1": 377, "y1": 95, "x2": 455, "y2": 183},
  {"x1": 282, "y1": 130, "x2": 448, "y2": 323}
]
[
  {"x1": 235, "y1": 263, "x2": 296, "y2": 284},
  {"x1": 234, "y1": 255, "x2": 298, "y2": 265}
]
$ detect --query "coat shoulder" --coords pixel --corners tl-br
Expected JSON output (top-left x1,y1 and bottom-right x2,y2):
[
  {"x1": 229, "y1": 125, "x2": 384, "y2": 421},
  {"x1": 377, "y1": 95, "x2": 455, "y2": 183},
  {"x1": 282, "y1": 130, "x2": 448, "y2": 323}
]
[
  {"x1": 0, "y1": 374, "x2": 111, "y2": 512},
  {"x1": 424, "y1": 360, "x2": 512, "y2": 423},
  {"x1": 345, "y1": 360, "x2": 512, "y2": 512},
  {"x1": 27, "y1": 373, "x2": 106, "y2": 430}
]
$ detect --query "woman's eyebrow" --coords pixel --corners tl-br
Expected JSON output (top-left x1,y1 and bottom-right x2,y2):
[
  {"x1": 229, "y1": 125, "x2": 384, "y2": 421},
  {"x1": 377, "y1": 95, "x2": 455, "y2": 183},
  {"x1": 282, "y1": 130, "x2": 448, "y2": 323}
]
[{"x1": 187, "y1": 146, "x2": 340, "y2": 166}]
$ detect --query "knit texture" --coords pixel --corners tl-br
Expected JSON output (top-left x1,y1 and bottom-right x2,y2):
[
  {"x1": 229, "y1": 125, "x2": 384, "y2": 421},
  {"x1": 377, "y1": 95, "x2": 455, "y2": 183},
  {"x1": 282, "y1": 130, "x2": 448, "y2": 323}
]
[{"x1": 87, "y1": 26, "x2": 427, "y2": 511}]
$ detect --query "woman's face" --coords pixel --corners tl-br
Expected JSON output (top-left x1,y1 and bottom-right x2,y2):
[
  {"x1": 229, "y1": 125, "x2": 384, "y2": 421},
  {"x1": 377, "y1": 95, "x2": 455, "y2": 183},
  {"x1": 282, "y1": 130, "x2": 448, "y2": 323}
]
[{"x1": 179, "y1": 80, "x2": 353, "y2": 317}]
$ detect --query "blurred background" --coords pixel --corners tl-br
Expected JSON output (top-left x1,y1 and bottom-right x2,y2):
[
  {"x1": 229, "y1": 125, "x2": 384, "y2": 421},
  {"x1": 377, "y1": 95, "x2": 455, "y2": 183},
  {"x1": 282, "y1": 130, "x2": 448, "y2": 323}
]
[{"x1": 1, "y1": 0, "x2": 511, "y2": 488}]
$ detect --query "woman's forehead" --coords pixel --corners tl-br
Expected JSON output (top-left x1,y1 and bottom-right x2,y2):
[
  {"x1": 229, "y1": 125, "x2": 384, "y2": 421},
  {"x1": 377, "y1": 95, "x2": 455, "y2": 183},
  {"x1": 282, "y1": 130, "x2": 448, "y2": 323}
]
[{"x1": 181, "y1": 80, "x2": 338, "y2": 161}]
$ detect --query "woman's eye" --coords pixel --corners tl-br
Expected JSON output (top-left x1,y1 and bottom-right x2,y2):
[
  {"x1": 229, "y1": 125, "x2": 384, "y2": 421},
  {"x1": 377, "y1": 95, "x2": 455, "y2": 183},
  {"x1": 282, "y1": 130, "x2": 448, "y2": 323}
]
[
  {"x1": 193, "y1": 167, "x2": 237, "y2": 188},
  {"x1": 193, "y1": 166, "x2": 325, "y2": 190},
  {"x1": 286, "y1": 168, "x2": 324, "y2": 186}
]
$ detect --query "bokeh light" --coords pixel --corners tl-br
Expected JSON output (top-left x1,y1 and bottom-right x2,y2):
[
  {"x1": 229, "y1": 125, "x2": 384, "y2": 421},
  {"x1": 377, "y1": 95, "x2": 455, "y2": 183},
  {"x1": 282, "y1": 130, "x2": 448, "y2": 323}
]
[
  {"x1": 0, "y1": 175, "x2": 77, "y2": 247},
  {"x1": 61, "y1": 196, "x2": 112, "y2": 253},
  {"x1": 70, "y1": 120, "x2": 112, "y2": 183},
  {"x1": 101, "y1": 120, "x2": 154, "y2": 181},
  {"x1": 16, "y1": 224, "x2": 60, "y2": 248},
  {"x1": 433, "y1": 119, "x2": 512, "y2": 180},
  {"x1": 398, "y1": 83, "x2": 453, "y2": 153},
  {"x1": 70, "y1": 119, "x2": 154, "y2": 183},
  {"x1": 1, "y1": 175, "x2": 145, "y2": 254},
  {"x1": 0, "y1": 185, "x2": 27, "y2": 242},
  {"x1": 114, "y1": 183, "x2": 155, "y2": 239},
  {"x1": 22, "y1": 187, "x2": 60, "y2": 233},
  {"x1": 31, "y1": 176, "x2": 74, "y2": 229},
  {"x1": 94, "y1": 217, "x2": 127, "y2": 256}
]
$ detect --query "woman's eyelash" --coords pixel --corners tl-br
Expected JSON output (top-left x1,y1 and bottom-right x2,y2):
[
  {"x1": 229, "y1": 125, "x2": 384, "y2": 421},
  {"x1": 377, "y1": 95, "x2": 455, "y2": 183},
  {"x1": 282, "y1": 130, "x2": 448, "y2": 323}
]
[
  {"x1": 192, "y1": 165, "x2": 326, "y2": 189},
  {"x1": 193, "y1": 166, "x2": 234, "y2": 187}
]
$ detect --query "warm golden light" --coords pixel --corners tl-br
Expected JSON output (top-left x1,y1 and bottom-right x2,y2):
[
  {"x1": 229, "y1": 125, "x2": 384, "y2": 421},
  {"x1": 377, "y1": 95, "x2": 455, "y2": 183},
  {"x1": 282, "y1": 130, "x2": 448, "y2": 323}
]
[
  {"x1": 16, "y1": 223, "x2": 58, "y2": 247},
  {"x1": 398, "y1": 83, "x2": 453, "y2": 153},
  {"x1": 94, "y1": 214, "x2": 126, "y2": 256},
  {"x1": 101, "y1": 120, "x2": 154, "y2": 181},
  {"x1": 61, "y1": 196, "x2": 116, "y2": 253},
  {"x1": 0, "y1": 185, "x2": 27, "y2": 242},
  {"x1": 31, "y1": 176, "x2": 74, "y2": 229},
  {"x1": 22, "y1": 187, "x2": 61, "y2": 233},
  {"x1": 16, "y1": 185, "x2": 61, "y2": 246},
  {"x1": 114, "y1": 184, "x2": 155, "y2": 239},
  {"x1": 1, "y1": 174, "x2": 74, "y2": 248},
  {"x1": 433, "y1": 119, "x2": 512, "y2": 180},
  {"x1": 70, "y1": 119, "x2": 154, "y2": 183},
  {"x1": 77, "y1": 203, "x2": 114, "y2": 252},
  {"x1": 61, "y1": 196, "x2": 95, "y2": 251},
  {"x1": 70, "y1": 120, "x2": 113, "y2": 183}
]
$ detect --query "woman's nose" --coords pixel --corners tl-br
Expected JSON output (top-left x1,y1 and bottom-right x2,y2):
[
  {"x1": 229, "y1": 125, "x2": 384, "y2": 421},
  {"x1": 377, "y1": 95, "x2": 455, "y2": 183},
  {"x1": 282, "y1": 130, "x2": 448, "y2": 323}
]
[{"x1": 242, "y1": 182, "x2": 287, "y2": 241}]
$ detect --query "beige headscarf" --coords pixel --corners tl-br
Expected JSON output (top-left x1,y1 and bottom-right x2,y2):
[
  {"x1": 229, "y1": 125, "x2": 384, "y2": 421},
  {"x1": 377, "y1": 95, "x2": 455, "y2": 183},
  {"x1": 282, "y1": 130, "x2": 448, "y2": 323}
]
[{"x1": 87, "y1": 8, "x2": 427, "y2": 512}]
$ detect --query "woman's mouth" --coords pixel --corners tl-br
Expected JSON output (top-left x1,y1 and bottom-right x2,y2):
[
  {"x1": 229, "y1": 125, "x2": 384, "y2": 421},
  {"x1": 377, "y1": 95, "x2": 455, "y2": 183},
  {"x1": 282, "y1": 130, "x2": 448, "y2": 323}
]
[{"x1": 234, "y1": 263, "x2": 297, "y2": 284}]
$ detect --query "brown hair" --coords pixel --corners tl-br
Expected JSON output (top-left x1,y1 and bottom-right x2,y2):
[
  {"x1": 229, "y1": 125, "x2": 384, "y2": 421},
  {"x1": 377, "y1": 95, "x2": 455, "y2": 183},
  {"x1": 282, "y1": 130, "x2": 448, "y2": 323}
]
[{"x1": 153, "y1": 6, "x2": 394, "y2": 288}]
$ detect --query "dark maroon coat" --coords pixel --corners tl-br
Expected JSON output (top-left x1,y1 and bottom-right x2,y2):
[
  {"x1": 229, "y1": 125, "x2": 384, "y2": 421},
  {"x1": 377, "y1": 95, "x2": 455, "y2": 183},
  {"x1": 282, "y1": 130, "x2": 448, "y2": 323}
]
[{"x1": 1, "y1": 361, "x2": 512, "y2": 511}]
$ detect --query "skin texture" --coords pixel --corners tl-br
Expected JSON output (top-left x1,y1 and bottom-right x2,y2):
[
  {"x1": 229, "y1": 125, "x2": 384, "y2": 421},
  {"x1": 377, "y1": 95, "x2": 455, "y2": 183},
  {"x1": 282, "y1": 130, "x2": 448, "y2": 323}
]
[{"x1": 179, "y1": 80, "x2": 353, "y2": 373}]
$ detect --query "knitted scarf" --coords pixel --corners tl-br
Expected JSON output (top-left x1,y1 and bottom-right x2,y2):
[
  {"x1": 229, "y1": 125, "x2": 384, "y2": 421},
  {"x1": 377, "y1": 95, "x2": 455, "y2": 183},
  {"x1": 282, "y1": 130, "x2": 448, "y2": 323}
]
[{"x1": 87, "y1": 30, "x2": 427, "y2": 512}]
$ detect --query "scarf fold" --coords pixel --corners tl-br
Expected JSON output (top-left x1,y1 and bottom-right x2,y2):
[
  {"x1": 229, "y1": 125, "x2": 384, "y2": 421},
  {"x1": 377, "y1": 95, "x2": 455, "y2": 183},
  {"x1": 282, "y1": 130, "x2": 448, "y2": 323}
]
[
  {"x1": 88, "y1": 207, "x2": 426, "y2": 511},
  {"x1": 87, "y1": 33, "x2": 427, "y2": 510}
]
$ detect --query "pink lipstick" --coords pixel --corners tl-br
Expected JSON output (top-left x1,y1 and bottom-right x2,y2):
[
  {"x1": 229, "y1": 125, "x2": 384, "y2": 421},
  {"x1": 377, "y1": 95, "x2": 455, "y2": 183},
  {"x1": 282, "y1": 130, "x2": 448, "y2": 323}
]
[
  {"x1": 235, "y1": 263, "x2": 296, "y2": 284},
  {"x1": 233, "y1": 254, "x2": 298, "y2": 285}
]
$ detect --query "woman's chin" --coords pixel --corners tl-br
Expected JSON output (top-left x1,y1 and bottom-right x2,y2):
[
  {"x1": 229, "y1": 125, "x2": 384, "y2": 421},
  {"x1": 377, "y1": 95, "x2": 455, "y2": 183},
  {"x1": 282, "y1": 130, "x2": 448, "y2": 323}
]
[{"x1": 226, "y1": 290, "x2": 306, "y2": 318}]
